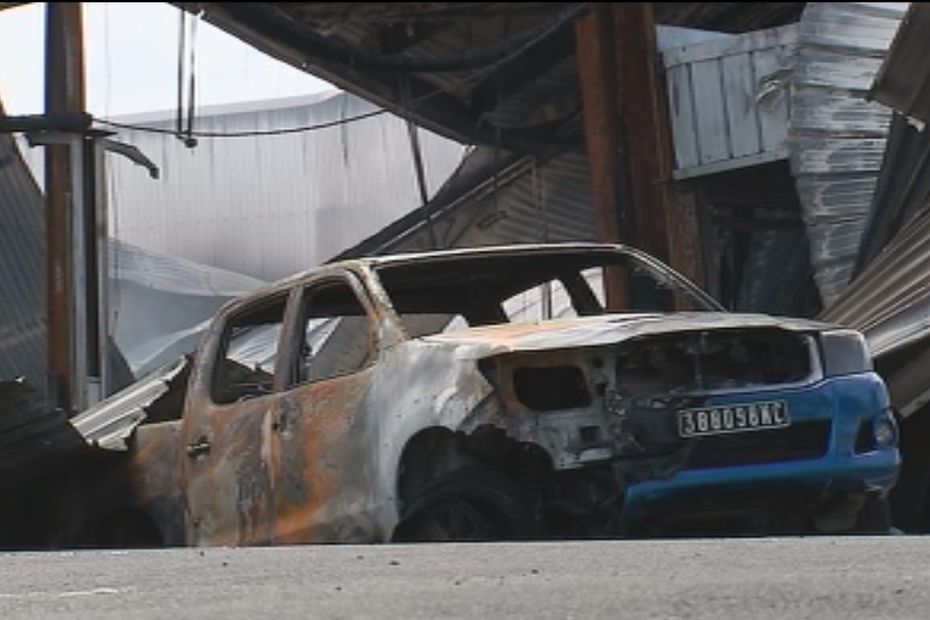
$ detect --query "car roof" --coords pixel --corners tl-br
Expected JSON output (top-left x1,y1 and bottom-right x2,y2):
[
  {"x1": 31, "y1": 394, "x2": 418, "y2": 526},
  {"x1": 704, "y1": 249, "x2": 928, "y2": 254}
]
[
  {"x1": 344, "y1": 242, "x2": 643, "y2": 269},
  {"x1": 222, "y1": 242, "x2": 718, "y2": 314}
]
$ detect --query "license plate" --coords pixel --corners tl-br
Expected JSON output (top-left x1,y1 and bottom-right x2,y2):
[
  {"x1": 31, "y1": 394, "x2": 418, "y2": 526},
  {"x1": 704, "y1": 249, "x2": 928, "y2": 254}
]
[{"x1": 677, "y1": 401, "x2": 789, "y2": 438}]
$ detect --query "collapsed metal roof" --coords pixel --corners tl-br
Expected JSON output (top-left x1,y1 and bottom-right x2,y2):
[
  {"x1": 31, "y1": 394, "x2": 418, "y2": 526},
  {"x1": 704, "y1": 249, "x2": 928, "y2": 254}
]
[
  {"x1": 823, "y1": 3, "x2": 930, "y2": 365},
  {"x1": 819, "y1": 2, "x2": 930, "y2": 421},
  {"x1": 179, "y1": 2, "x2": 805, "y2": 155},
  {"x1": 336, "y1": 145, "x2": 595, "y2": 258},
  {"x1": 788, "y1": 2, "x2": 906, "y2": 306},
  {"x1": 869, "y1": 2, "x2": 930, "y2": 127}
]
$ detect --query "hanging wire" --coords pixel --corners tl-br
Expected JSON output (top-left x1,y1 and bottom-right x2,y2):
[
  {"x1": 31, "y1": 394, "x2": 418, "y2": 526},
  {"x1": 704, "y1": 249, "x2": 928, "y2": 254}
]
[
  {"x1": 93, "y1": 4, "x2": 585, "y2": 141},
  {"x1": 184, "y1": 10, "x2": 199, "y2": 147},
  {"x1": 94, "y1": 108, "x2": 390, "y2": 137},
  {"x1": 176, "y1": 7, "x2": 186, "y2": 139},
  {"x1": 103, "y1": 2, "x2": 112, "y2": 119},
  {"x1": 173, "y1": 7, "x2": 199, "y2": 147}
]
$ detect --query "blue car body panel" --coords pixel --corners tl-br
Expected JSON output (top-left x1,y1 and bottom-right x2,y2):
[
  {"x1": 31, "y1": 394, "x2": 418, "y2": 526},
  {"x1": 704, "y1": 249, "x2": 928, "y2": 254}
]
[{"x1": 623, "y1": 372, "x2": 900, "y2": 519}]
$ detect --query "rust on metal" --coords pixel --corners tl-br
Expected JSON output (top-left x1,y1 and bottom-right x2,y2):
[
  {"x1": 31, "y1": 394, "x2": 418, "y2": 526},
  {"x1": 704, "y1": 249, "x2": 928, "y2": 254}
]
[
  {"x1": 612, "y1": 2, "x2": 669, "y2": 259},
  {"x1": 612, "y1": 4, "x2": 705, "y2": 287},
  {"x1": 44, "y1": 2, "x2": 85, "y2": 411},
  {"x1": 574, "y1": 8, "x2": 628, "y2": 309}
]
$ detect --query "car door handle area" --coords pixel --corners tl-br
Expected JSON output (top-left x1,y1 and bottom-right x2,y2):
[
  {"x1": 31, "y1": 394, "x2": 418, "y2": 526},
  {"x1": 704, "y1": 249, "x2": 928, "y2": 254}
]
[{"x1": 186, "y1": 437, "x2": 212, "y2": 458}]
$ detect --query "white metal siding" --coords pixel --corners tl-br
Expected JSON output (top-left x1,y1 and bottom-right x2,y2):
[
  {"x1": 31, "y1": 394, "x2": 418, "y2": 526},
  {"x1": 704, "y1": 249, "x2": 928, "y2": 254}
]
[
  {"x1": 661, "y1": 25, "x2": 797, "y2": 179},
  {"x1": 19, "y1": 92, "x2": 466, "y2": 282},
  {"x1": 0, "y1": 123, "x2": 46, "y2": 393}
]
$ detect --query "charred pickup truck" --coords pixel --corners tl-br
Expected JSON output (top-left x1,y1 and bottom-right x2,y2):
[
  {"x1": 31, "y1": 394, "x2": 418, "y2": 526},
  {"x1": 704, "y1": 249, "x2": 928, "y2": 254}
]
[{"x1": 3, "y1": 243, "x2": 900, "y2": 547}]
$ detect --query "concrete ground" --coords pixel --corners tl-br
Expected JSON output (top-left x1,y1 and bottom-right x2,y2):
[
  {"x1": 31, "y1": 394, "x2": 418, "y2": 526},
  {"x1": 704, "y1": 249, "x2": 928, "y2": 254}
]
[{"x1": 1, "y1": 536, "x2": 927, "y2": 619}]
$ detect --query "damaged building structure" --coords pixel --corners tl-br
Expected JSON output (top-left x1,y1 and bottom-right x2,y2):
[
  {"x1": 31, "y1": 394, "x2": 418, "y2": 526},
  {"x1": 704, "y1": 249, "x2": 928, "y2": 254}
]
[{"x1": 2, "y1": 1, "x2": 930, "y2": 543}]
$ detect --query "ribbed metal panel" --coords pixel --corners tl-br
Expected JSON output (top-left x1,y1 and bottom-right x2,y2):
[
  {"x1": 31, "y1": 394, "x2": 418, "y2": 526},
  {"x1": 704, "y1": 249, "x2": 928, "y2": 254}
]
[
  {"x1": 481, "y1": 56, "x2": 579, "y2": 129},
  {"x1": 15, "y1": 92, "x2": 466, "y2": 283},
  {"x1": 789, "y1": 2, "x2": 907, "y2": 305},
  {"x1": 822, "y1": 116, "x2": 930, "y2": 359},
  {"x1": 870, "y1": 3, "x2": 930, "y2": 126},
  {"x1": 855, "y1": 113, "x2": 930, "y2": 272},
  {"x1": 488, "y1": 151, "x2": 594, "y2": 244},
  {"x1": 294, "y1": 2, "x2": 574, "y2": 115},
  {"x1": 0, "y1": 122, "x2": 46, "y2": 396},
  {"x1": 823, "y1": 203, "x2": 930, "y2": 358},
  {"x1": 345, "y1": 147, "x2": 595, "y2": 256}
]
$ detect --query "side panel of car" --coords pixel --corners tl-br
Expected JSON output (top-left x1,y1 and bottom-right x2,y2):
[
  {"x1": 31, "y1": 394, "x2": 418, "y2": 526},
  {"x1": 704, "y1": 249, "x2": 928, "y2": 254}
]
[
  {"x1": 268, "y1": 272, "x2": 384, "y2": 543},
  {"x1": 180, "y1": 294, "x2": 284, "y2": 546},
  {"x1": 179, "y1": 268, "x2": 398, "y2": 545}
]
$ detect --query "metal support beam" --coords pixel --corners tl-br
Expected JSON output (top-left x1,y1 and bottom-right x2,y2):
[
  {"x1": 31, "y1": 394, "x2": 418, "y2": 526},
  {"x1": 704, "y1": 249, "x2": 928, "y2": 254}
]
[
  {"x1": 574, "y1": 6, "x2": 629, "y2": 308},
  {"x1": 45, "y1": 2, "x2": 85, "y2": 411},
  {"x1": 43, "y1": 3, "x2": 118, "y2": 410}
]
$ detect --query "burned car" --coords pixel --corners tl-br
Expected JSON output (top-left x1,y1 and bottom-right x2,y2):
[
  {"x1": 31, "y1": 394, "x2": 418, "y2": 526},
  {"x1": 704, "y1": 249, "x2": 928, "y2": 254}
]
[{"x1": 9, "y1": 243, "x2": 900, "y2": 546}]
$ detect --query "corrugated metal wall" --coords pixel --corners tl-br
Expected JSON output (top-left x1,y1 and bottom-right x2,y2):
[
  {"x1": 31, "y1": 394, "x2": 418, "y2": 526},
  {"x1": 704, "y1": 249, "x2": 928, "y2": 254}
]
[
  {"x1": 346, "y1": 148, "x2": 596, "y2": 256},
  {"x1": 0, "y1": 121, "x2": 46, "y2": 395},
  {"x1": 20, "y1": 92, "x2": 466, "y2": 282},
  {"x1": 789, "y1": 2, "x2": 907, "y2": 305}
]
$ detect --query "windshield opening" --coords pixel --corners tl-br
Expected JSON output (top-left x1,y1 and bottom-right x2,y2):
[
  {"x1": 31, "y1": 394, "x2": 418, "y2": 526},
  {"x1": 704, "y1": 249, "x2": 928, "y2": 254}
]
[{"x1": 373, "y1": 248, "x2": 718, "y2": 338}]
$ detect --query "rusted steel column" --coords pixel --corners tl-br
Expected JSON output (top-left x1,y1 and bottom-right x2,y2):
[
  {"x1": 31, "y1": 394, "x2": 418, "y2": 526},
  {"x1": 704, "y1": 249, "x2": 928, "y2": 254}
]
[
  {"x1": 45, "y1": 2, "x2": 85, "y2": 411},
  {"x1": 574, "y1": 6, "x2": 628, "y2": 308},
  {"x1": 612, "y1": 3, "x2": 704, "y2": 286}
]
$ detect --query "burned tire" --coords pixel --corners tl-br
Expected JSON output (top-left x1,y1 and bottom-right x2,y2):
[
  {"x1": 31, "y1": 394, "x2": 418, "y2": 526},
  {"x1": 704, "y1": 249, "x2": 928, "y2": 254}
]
[
  {"x1": 853, "y1": 495, "x2": 892, "y2": 534},
  {"x1": 393, "y1": 468, "x2": 531, "y2": 542}
]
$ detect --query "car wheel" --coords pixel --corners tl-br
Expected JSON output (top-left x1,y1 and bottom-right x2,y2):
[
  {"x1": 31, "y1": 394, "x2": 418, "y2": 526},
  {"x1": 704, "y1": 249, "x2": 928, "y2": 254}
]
[
  {"x1": 394, "y1": 468, "x2": 530, "y2": 542},
  {"x1": 853, "y1": 495, "x2": 892, "y2": 534}
]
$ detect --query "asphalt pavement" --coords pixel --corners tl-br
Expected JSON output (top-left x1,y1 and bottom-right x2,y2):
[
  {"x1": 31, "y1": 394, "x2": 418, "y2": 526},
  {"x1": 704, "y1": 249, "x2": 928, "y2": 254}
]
[{"x1": 1, "y1": 536, "x2": 929, "y2": 619}]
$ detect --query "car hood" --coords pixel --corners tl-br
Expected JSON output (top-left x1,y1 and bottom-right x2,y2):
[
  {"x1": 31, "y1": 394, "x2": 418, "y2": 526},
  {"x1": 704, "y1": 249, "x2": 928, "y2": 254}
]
[{"x1": 420, "y1": 312, "x2": 834, "y2": 358}]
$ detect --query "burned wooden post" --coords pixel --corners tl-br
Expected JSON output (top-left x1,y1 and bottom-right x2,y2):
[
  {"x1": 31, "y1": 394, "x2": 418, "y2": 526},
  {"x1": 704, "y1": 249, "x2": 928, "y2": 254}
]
[
  {"x1": 612, "y1": 3, "x2": 704, "y2": 288},
  {"x1": 574, "y1": 6, "x2": 629, "y2": 308},
  {"x1": 576, "y1": 2, "x2": 704, "y2": 304}
]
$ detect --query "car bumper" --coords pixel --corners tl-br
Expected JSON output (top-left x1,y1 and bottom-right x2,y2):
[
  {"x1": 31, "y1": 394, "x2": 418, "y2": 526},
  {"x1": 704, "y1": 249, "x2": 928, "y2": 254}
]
[{"x1": 620, "y1": 373, "x2": 901, "y2": 521}]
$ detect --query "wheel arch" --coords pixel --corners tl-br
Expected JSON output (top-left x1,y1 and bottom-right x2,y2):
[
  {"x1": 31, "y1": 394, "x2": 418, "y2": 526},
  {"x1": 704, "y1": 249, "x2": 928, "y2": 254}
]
[{"x1": 90, "y1": 506, "x2": 166, "y2": 548}]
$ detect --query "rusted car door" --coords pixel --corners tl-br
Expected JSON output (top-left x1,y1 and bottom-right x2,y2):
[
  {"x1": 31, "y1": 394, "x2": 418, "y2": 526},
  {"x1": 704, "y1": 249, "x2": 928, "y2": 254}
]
[
  {"x1": 181, "y1": 292, "x2": 289, "y2": 546},
  {"x1": 269, "y1": 271, "x2": 381, "y2": 543}
]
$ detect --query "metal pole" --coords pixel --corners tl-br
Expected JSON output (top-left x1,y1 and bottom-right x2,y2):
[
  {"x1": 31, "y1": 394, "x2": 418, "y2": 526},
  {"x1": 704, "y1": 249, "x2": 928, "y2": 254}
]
[
  {"x1": 45, "y1": 2, "x2": 86, "y2": 412},
  {"x1": 93, "y1": 139, "x2": 110, "y2": 400}
]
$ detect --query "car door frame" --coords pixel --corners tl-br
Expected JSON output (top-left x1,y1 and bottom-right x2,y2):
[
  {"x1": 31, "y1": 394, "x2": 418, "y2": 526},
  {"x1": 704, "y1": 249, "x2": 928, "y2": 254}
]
[
  {"x1": 180, "y1": 287, "x2": 292, "y2": 546},
  {"x1": 267, "y1": 266, "x2": 388, "y2": 543}
]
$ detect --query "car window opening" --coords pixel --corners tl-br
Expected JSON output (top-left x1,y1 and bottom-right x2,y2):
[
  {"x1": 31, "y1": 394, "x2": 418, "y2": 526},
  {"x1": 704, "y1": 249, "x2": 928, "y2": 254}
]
[{"x1": 375, "y1": 249, "x2": 714, "y2": 338}]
